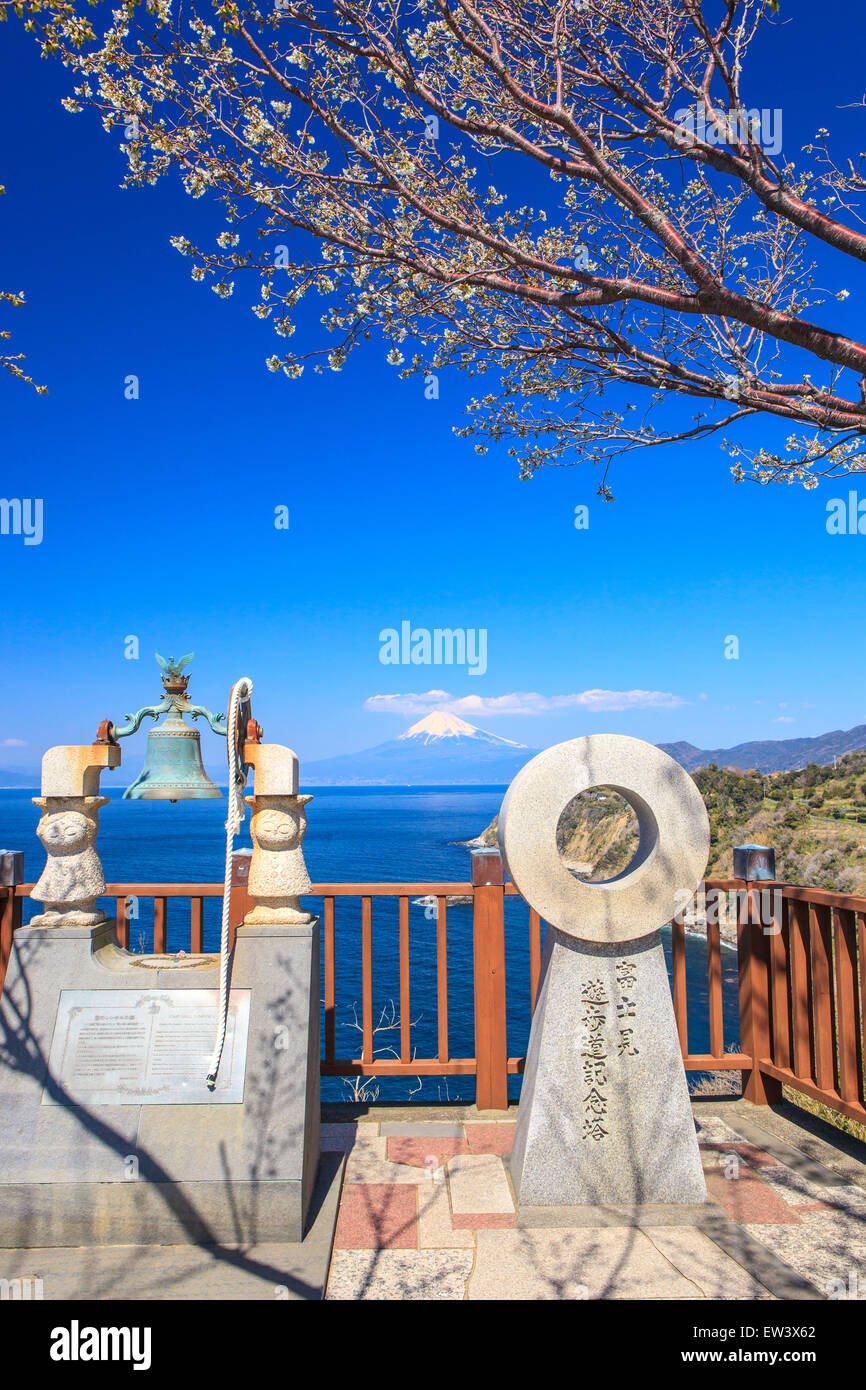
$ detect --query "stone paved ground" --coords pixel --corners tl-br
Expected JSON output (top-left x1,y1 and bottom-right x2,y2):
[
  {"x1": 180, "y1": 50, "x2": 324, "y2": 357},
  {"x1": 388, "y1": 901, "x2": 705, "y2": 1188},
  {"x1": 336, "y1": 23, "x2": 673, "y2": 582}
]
[
  {"x1": 324, "y1": 1100, "x2": 866, "y2": 1300},
  {"x1": 1, "y1": 1098, "x2": 863, "y2": 1300}
]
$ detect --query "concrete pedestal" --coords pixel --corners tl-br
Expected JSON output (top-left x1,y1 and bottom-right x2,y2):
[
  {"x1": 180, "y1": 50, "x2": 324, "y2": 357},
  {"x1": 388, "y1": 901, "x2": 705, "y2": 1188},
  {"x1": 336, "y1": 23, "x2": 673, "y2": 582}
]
[
  {"x1": 511, "y1": 928, "x2": 706, "y2": 1207},
  {"x1": 0, "y1": 919, "x2": 320, "y2": 1247}
]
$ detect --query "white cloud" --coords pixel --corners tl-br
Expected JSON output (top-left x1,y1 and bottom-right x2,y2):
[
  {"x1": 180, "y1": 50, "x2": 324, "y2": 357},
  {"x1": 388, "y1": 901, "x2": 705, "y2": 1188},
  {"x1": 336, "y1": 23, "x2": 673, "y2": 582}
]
[
  {"x1": 773, "y1": 716, "x2": 795, "y2": 724},
  {"x1": 1, "y1": 738, "x2": 26, "y2": 747},
  {"x1": 364, "y1": 689, "x2": 688, "y2": 717}
]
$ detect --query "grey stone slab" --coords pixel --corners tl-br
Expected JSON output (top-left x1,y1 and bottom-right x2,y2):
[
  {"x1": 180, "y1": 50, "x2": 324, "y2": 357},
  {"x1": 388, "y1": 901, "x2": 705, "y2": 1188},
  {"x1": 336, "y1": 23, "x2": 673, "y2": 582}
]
[
  {"x1": 720, "y1": 1105, "x2": 866, "y2": 1190},
  {"x1": 0, "y1": 1097, "x2": 141, "y2": 1182},
  {"x1": 694, "y1": 1206, "x2": 823, "y2": 1300},
  {"x1": 0, "y1": 1153, "x2": 344, "y2": 1299},
  {"x1": 0, "y1": 917, "x2": 321, "y2": 1245},
  {"x1": 137, "y1": 1105, "x2": 246, "y2": 1181},
  {"x1": 693, "y1": 1094, "x2": 866, "y2": 1172},
  {"x1": 327, "y1": 1250, "x2": 474, "y2": 1301},
  {"x1": 467, "y1": 1227, "x2": 705, "y2": 1300},
  {"x1": 693, "y1": 1113, "x2": 748, "y2": 1144},
  {"x1": 448, "y1": 1154, "x2": 514, "y2": 1215},
  {"x1": 321, "y1": 1122, "x2": 373, "y2": 1151},
  {"x1": 517, "y1": 1201, "x2": 718, "y2": 1228},
  {"x1": 511, "y1": 930, "x2": 706, "y2": 1206},
  {"x1": 379, "y1": 1122, "x2": 465, "y2": 1137},
  {"x1": 644, "y1": 1227, "x2": 774, "y2": 1300},
  {"x1": 745, "y1": 1209, "x2": 866, "y2": 1301},
  {"x1": 0, "y1": 1178, "x2": 307, "y2": 1248},
  {"x1": 321, "y1": 1103, "x2": 517, "y2": 1123}
]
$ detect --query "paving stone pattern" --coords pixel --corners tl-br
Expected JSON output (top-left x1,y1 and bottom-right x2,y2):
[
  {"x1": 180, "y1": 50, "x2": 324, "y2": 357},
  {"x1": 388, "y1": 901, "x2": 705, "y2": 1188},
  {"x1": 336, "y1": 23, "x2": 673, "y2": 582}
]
[{"x1": 325, "y1": 1110, "x2": 866, "y2": 1300}]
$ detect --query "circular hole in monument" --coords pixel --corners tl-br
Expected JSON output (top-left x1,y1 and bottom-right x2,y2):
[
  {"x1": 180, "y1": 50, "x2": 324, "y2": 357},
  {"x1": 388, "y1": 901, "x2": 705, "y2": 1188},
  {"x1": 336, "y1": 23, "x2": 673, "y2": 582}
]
[{"x1": 555, "y1": 787, "x2": 641, "y2": 884}]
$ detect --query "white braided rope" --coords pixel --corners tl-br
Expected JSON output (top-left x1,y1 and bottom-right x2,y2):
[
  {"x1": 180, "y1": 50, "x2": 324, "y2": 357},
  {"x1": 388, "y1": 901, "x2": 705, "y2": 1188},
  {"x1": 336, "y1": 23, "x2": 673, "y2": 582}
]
[{"x1": 206, "y1": 676, "x2": 253, "y2": 1088}]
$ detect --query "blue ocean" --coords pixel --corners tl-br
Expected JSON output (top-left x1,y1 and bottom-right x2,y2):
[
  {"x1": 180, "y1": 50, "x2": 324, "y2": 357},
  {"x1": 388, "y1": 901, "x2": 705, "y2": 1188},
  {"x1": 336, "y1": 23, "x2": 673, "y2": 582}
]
[{"x1": 0, "y1": 786, "x2": 740, "y2": 1101}]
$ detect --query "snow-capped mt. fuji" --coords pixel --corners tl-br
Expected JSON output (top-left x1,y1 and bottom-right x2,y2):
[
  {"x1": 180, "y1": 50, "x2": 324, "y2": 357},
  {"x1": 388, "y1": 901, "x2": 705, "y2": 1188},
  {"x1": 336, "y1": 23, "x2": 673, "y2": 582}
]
[
  {"x1": 398, "y1": 712, "x2": 526, "y2": 748},
  {"x1": 303, "y1": 712, "x2": 534, "y2": 785}
]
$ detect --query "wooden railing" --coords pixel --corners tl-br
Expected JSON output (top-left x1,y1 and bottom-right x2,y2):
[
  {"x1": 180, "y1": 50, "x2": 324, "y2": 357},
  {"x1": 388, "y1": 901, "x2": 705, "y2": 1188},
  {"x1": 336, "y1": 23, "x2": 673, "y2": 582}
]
[{"x1": 3, "y1": 860, "x2": 866, "y2": 1120}]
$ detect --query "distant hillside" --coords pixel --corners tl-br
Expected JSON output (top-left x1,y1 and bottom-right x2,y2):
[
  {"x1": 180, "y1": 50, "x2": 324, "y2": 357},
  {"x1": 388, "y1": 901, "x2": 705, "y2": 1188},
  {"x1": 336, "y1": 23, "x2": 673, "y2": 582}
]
[
  {"x1": 471, "y1": 752, "x2": 866, "y2": 894},
  {"x1": 0, "y1": 768, "x2": 40, "y2": 787},
  {"x1": 659, "y1": 725, "x2": 866, "y2": 774}
]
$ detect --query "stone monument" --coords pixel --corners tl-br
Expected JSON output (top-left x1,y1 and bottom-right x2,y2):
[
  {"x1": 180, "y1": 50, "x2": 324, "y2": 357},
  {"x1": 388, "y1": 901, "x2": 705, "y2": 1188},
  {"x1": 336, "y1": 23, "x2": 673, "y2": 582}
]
[
  {"x1": 0, "y1": 736, "x2": 321, "y2": 1247},
  {"x1": 499, "y1": 734, "x2": 709, "y2": 1208}
]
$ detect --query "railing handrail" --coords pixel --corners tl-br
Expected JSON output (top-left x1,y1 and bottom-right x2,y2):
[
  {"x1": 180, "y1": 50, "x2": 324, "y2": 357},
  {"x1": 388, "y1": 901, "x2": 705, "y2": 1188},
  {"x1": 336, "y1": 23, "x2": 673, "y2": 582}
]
[
  {"x1": 7, "y1": 881, "x2": 475, "y2": 897},
  {"x1": 8, "y1": 874, "x2": 866, "y2": 912}
]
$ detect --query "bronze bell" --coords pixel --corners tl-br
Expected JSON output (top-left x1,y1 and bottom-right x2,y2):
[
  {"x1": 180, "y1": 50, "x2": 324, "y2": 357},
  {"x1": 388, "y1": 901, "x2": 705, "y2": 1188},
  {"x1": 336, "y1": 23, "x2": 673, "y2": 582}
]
[
  {"x1": 121, "y1": 653, "x2": 223, "y2": 802},
  {"x1": 123, "y1": 709, "x2": 221, "y2": 802}
]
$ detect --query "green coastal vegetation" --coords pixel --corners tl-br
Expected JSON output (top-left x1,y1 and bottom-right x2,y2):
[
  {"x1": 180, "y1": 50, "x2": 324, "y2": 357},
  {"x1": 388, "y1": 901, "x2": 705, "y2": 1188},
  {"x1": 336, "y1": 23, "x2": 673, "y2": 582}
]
[{"x1": 471, "y1": 750, "x2": 866, "y2": 894}]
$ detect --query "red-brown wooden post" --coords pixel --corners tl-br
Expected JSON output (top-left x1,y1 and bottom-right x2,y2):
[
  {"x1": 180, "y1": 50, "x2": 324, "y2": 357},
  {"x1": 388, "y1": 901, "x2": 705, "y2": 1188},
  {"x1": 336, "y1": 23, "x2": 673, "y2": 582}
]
[
  {"x1": 788, "y1": 897, "x2": 814, "y2": 1082},
  {"x1": 737, "y1": 880, "x2": 783, "y2": 1105},
  {"x1": 705, "y1": 886, "x2": 725, "y2": 1059},
  {"x1": 153, "y1": 897, "x2": 167, "y2": 954},
  {"x1": 228, "y1": 850, "x2": 252, "y2": 950},
  {"x1": 833, "y1": 907, "x2": 863, "y2": 1107},
  {"x1": 116, "y1": 896, "x2": 129, "y2": 950},
  {"x1": 190, "y1": 897, "x2": 204, "y2": 955},
  {"x1": 670, "y1": 907, "x2": 688, "y2": 1055},
  {"x1": 768, "y1": 896, "x2": 791, "y2": 1073},
  {"x1": 323, "y1": 896, "x2": 336, "y2": 1062},
  {"x1": 471, "y1": 848, "x2": 508, "y2": 1111},
  {"x1": 0, "y1": 852, "x2": 24, "y2": 995},
  {"x1": 809, "y1": 902, "x2": 836, "y2": 1095},
  {"x1": 361, "y1": 896, "x2": 373, "y2": 1063}
]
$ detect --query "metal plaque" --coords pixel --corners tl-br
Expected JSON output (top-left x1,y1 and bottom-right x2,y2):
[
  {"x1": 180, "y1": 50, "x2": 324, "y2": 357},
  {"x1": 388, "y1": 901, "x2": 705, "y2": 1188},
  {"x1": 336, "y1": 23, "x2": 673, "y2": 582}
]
[{"x1": 42, "y1": 989, "x2": 251, "y2": 1106}]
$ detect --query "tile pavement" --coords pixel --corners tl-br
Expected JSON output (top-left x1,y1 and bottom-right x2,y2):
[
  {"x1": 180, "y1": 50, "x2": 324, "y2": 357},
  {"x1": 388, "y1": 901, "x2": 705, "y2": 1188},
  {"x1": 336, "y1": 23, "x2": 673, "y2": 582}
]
[{"x1": 324, "y1": 1103, "x2": 866, "y2": 1300}]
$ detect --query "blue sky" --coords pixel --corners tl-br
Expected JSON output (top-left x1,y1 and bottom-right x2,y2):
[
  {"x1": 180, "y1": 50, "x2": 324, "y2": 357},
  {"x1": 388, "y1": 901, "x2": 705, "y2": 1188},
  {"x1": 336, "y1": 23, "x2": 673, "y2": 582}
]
[{"x1": 1, "y1": 1, "x2": 865, "y2": 774}]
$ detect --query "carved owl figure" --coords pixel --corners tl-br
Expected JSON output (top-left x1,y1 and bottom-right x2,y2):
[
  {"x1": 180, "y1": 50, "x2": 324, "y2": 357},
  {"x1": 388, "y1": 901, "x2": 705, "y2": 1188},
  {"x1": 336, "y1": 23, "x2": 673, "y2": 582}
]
[
  {"x1": 247, "y1": 794, "x2": 313, "y2": 907},
  {"x1": 252, "y1": 805, "x2": 305, "y2": 851},
  {"x1": 33, "y1": 810, "x2": 105, "y2": 904},
  {"x1": 36, "y1": 810, "x2": 95, "y2": 856}
]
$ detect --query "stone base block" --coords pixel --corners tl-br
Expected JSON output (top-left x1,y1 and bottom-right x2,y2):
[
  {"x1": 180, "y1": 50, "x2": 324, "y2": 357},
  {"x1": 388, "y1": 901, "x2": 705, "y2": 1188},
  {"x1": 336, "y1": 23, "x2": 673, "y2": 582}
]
[
  {"x1": 0, "y1": 1179, "x2": 308, "y2": 1249},
  {"x1": 0, "y1": 919, "x2": 321, "y2": 1247}
]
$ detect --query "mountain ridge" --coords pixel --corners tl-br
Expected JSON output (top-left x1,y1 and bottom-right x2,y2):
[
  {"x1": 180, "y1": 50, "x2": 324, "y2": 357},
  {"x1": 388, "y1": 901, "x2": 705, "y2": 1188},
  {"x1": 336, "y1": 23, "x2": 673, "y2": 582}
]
[
  {"x1": 301, "y1": 716, "x2": 866, "y2": 785},
  {"x1": 658, "y1": 724, "x2": 866, "y2": 774}
]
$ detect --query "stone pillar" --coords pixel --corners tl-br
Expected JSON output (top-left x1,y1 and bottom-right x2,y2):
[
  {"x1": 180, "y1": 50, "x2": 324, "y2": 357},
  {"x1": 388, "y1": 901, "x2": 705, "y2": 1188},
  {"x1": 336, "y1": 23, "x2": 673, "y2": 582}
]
[
  {"x1": 243, "y1": 742, "x2": 313, "y2": 926},
  {"x1": 235, "y1": 740, "x2": 320, "y2": 1235},
  {"x1": 499, "y1": 734, "x2": 710, "y2": 1209},
  {"x1": 29, "y1": 744, "x2": 120, "y2": 928}
]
